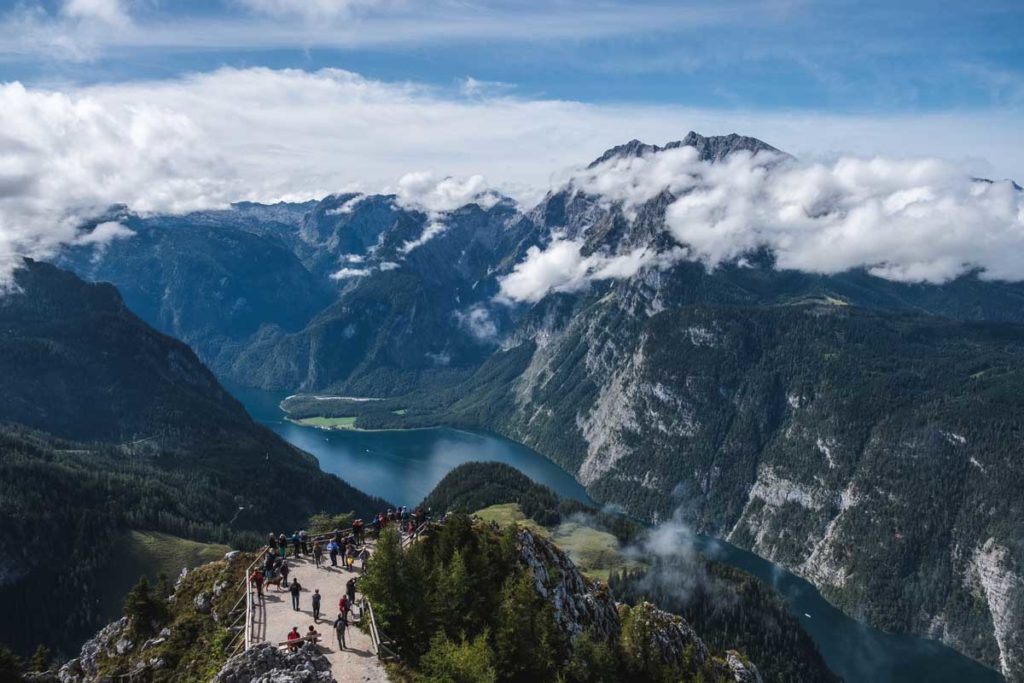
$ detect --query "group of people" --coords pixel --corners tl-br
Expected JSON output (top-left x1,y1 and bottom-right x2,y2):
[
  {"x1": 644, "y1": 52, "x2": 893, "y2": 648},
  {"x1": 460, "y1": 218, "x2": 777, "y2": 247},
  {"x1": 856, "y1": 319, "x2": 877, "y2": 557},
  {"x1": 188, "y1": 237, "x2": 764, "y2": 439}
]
[{"x1": 260, "y1": 509, "x2": 432, "y2": 656}]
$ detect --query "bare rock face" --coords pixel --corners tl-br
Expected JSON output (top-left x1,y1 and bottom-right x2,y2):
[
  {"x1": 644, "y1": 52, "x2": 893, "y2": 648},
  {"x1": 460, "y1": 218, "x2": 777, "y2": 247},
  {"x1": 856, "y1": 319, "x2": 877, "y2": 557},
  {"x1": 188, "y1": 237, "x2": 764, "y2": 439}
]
[
  {"x1": 516, "y1": 529, "x2": 620, "y2": 644},
  {"x1": 214, "y1": 642, "x2": 335, "y2": 683},
  {"x1": 722, "y1": 650, "x2": 764, "y2": 683}
]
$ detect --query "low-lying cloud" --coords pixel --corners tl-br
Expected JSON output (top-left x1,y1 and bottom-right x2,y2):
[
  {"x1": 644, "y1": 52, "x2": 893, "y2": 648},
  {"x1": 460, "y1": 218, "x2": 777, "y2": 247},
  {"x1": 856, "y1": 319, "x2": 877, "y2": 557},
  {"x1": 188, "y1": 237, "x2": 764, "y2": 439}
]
[{"x1": 497, "y1": 147, "x2": 1024, "y2": 302}]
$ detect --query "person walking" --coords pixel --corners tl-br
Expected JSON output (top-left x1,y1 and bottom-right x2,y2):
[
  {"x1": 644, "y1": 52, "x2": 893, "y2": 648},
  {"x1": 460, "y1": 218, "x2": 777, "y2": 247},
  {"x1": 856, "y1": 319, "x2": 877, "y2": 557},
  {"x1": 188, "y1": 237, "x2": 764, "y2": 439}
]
[
  {"x1": 333, "y1": 612, "x2": 348, "y2": 650},
  {"x1": 328, "y1": 540, "x2": 339, "y2": 567},
  {"x1": 278, "y1": 534, "x2": 288, "y2": 558},
  {"x1": 250, "y1": 568, "x2": 265, "y2": 600},
  {"x1": 299, "y1": 530, "x2": 309, "y2": 556},
  {"x1": 312, "y1": 540, "x2": 323, "y2": 568},
  {"x1": 311, "y1": 588, "x2": 322, "y2": 621},
  {"x1": 358, "y1": 547, "x2": 370, "y2": 573},
  {"x1": 290, "y1": 579, "x2": 302, "y2": 611}
]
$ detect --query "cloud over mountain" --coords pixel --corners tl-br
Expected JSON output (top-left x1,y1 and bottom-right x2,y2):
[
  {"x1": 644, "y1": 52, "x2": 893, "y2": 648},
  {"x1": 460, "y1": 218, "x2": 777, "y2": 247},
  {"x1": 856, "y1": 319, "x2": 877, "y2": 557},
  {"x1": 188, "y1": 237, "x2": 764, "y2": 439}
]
[
  {"x1": 497, "y1": 146, "x2": 1024, "y2": 302},
  {"x1": 1, "y1": 66, "x2": 1021, "y2": 287}
]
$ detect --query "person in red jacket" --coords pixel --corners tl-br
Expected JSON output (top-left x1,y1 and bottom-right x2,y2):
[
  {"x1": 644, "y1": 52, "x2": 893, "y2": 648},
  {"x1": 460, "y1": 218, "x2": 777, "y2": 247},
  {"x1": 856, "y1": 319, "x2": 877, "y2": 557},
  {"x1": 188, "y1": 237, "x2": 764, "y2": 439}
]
[
  {"x1": 286, "y1": 626, "x2": 301, "y2": 650},
  {"x1": 250, "y1": 568, "x2": 264, "y2": 600},
  {"x1": 338, "y1": 594, "x2": 348, "y2": 619}
]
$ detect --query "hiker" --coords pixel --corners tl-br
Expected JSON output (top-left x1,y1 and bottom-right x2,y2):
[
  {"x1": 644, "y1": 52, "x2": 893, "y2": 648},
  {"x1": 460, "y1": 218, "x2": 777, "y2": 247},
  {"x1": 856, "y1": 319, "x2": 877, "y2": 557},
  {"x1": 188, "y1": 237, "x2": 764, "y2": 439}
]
[
  {"x1": 300, "y1": 530, "x2": 309, "y2": 556},
  {"x1": 346, "y1": 577, "x2": 357, "y2": 607},
  {"x1": 287, "y1": 626, "x2": 301, "y2": 650},
  {"x1": 280, "y1": 561, "x2": 291, "y2": 587},
  {"x1": 278, "y1": 534, "x2": 288, "y2": 558},
  {"x1": 328, "y1": 540, "x2": 339, "y2": 567},
  {"x1": 312, "y1": 589, "x2": 322, "y2": 621},
  {"x1": 358, "y1": 547, "x2": 370, "y2": 573},
  {"x1": 250, "y1": 568, "x2": 264, "y2": 599},
  {"x1": 306, "y1": 625, "x2": 321, "y2": 643},
  {"x1": 290, "y1": 579, "x2": 302, "y2": 611},
  {"x1": 312, "y1": 540, "x2": 323, "y2": 568},
  {"x1": 291, "y1": 531, "x2": 301, "y2": 557},
  {"x1": 339, "y1": 594, "x2": 349, "y2": 620},
  {"x1": 333, "y1": 612, "x2": 348, "y2": 650},
  {"x1": 369, "y1": 516, "x2": 380, "y2": 537},
  {"x1": 352, "y1": 518, "x2": 363, "y2": 544}
]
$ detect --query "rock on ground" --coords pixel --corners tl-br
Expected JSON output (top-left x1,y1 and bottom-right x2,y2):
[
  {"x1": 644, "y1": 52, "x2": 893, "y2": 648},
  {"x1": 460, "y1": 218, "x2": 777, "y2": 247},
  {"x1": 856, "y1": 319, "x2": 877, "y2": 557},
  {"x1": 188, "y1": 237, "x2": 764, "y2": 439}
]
[{"x1": 214, "y1": 642, "x2": 336, "y2": 683}]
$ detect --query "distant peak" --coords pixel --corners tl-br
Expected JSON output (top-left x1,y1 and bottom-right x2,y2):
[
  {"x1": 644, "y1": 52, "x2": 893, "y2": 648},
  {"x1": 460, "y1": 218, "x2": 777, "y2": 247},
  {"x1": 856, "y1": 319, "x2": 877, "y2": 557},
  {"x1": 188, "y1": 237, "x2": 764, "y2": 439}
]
[{"x1": 587, "y1": 131, "x2": 788, "y2": 168}]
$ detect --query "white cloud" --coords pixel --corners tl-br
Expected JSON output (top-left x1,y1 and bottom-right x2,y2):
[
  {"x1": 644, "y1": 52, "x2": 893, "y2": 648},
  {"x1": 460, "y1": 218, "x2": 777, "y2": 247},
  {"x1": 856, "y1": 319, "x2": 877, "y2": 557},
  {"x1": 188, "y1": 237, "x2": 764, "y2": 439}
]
[
  {"x1": 496, "y1": 238, "x2": 677, "y2": 303},
  {"x1": 394, "y1": 171, "x2": 499, "y2": 213},
  {"x1": 62, "y1": 0, "x2": 130, "y2": 27},
  {"x1": 663, "y1": 154, "x2": 1024, "y2": 283},
  {"x1": 236, "y1": 0, "x2": 378, "y2": 20},
  {"x1": 329, "y1": 267, "x2": 370, "y2": 279},
  {"x1": 0, "y1": 66, "x2": 1022, "y2": 287},
  {"x1": 455, "y1": 304, "x2": 499, "y2": 341},
  {"x1": 497, "y1": 148, "x2": 1024, "y2": 302},
  {"x1": 394, "y1": 171, "x2": 501, "y2": 253}
]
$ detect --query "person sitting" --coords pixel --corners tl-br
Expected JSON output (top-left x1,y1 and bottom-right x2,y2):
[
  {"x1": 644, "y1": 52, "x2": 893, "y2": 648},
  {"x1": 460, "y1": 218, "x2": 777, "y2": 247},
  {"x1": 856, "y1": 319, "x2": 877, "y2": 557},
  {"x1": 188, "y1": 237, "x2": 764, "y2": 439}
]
[
  {"x1": 306, "y1": 625, "x2": 321, "y2": 643},
  {"x1": 286, "y1": 626, "x2": 301, "y2": 650}
]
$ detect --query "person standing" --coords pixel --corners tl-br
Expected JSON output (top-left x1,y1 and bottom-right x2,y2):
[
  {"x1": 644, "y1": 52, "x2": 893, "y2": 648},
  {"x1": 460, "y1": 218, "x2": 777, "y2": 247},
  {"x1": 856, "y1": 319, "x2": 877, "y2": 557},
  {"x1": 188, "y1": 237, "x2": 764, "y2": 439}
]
[
  {"x1": 280, "y1": 561, "x2": 290, "y2": 588},
  {"x1": 358, "y1": 547, "x2": 370, "y2": 573},
  {"x1": 338, "y1": 594, "x2": 348, "y2": 620},
  {"x1": 250, "y1": 568, "x2": 265, "y2": 600},
  {"x1": 333, "y1": 612, "x2": 348, "y2": 650},
  {"x1": 312, "y1": 540, "x2": 323, "y2": 568},
  {"x1": 311, "y1": 588, "x2": 322, "y2": 621},
  {"x1": 300, "y1": 530, "x2": 309, "y2": 556},
  {"x1": 328, "y1": 540, "x2": 339, "y2": 567},
  {"x1": 290, "y1": 579, "x2": 302, "y2": 611}
]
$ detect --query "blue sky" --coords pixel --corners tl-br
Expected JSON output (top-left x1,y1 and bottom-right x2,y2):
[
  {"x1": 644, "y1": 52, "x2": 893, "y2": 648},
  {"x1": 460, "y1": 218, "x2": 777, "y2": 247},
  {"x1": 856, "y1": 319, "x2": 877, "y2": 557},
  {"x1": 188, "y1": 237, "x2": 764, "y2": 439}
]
[{"x1": 2, "y1": 0, "x2": 1022, "y2": 113}]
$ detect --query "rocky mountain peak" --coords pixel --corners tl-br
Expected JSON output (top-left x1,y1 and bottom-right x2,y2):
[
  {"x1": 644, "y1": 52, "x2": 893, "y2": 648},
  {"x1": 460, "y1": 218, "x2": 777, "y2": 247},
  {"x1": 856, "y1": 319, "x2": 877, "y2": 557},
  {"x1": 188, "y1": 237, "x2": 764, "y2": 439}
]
[{"x1": 588, "y1": 131, "x2": 788, "y2": 168}]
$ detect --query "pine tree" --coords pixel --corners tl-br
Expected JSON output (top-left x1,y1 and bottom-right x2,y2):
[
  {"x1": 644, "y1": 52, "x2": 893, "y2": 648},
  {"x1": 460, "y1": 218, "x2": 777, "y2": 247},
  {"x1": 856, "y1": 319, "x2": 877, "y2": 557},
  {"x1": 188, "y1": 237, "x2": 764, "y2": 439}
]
[
  {"x1": 123, "y1": 576, "x2": 167, "y2": 638},
  {"x1": 494, "y1": 571, "x2": 561, "y2": 682},
  {"x1": 29, "y1": 644, "x2": 50, "y2": 673},
  {"x1": 418, "y1": 632, "x2": 496, "y2": 683}
]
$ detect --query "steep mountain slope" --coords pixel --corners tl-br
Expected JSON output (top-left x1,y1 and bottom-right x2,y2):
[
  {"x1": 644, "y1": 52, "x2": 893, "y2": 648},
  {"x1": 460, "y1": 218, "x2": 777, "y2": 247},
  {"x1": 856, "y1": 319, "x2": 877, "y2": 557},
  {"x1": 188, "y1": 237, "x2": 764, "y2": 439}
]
[{"x1": 0, "y1": 260, "x2": 384, "y2": 655}]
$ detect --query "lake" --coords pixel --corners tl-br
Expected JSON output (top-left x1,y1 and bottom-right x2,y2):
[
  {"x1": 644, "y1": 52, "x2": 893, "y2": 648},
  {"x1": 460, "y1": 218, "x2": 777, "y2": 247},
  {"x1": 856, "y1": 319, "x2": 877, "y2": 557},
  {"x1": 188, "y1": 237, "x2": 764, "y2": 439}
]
[{"x1": 230, "y1": 383, "x2": 1004, "y2": 683}]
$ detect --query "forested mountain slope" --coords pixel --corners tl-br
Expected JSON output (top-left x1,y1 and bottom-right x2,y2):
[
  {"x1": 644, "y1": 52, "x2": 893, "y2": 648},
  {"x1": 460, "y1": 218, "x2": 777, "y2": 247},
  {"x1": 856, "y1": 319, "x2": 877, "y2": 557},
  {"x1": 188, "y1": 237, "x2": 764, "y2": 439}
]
[{"x1": 0, "y1": 260, "x2": 384, "y2": 656}]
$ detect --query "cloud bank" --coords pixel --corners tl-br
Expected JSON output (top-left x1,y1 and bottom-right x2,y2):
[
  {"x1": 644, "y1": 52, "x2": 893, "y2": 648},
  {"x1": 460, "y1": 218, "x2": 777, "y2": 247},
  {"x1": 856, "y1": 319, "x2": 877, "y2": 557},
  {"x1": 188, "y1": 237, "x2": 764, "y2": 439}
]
[
  {"x1": 497, "y1": 147, "x2": 1024, "y2": 302},
  {"x1": 0, "y1": 65, "x2": 1022, "y2": 286}
]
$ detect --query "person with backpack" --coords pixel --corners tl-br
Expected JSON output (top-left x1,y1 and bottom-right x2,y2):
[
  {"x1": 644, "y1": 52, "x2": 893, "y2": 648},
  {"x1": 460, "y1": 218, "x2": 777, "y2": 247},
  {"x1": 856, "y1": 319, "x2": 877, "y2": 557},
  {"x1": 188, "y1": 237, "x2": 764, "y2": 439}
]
[
  {"x1": 311, "y1": 588, "x2": 322, "y2": 621},
  {"x1": 289, "y1": 579, "x2": 302, "y2": 611},
  {"x1": 299, "y1": 530, "x2": 309, "y2": 556},
  {"x1": 333, "y1": 612, "x2": 348, "y2": 650},
  {"x1": 327, "y1": 540, "x2": 339, "y2": 567},
  {"x1": 358, "y1": 547, "x2": 370, "y2": 573}
]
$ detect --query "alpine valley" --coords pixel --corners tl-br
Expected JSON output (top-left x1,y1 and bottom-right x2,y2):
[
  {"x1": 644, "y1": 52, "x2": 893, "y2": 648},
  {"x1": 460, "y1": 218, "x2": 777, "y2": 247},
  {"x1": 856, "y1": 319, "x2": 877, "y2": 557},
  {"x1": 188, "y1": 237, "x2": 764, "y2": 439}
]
[{"x1": 58, "y1": 133, "x2": 1024, "y2": 681}]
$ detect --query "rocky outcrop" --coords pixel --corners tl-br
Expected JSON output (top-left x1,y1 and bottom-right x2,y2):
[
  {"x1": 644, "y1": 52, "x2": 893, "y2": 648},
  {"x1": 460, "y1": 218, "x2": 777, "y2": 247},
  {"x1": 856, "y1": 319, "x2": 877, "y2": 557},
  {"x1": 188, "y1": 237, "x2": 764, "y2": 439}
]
[
  {"x1": 722, "y1": 650, "x2": 764, "y2": 683},
  {"x1": 516, "y1": 529, "x2": 620, "y2": 644},
  {"x1": 214, "y1": 642, "x2": 335, "y2": 683},
  {"x1": 627, "y1": 601, "x2": 710, "y2": 668},
  {"x1": 58, "y1": 618, "x2": 128, "y2": 683}
]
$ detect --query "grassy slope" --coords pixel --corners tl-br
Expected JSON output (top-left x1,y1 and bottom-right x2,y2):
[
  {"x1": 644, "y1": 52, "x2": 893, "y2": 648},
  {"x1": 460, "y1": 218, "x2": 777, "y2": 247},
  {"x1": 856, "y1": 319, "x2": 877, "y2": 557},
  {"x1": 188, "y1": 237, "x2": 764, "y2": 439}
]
[
  {"x1": 96, "y1": 532, "x2": 230, "y2": 624},
  {"x1": 474, "y1": 503, "x2": 643, "y2": 581}
]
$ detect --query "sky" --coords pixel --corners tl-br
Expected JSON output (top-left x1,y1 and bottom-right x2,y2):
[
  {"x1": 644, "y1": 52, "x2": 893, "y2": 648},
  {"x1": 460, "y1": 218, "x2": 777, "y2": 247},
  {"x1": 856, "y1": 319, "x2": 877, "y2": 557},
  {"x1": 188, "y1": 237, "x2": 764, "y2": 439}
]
[{"x1": 0, "y1": 0, "x2": 1022, "y2": 284}]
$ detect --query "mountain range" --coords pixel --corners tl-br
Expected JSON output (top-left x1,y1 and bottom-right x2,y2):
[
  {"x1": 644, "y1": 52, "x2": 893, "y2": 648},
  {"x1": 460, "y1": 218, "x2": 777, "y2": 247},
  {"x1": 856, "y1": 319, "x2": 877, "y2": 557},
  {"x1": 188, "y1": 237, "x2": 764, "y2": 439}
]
[{"x1": 56, "y1": 132, "x2": 1024, "y2": 680}]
